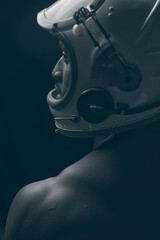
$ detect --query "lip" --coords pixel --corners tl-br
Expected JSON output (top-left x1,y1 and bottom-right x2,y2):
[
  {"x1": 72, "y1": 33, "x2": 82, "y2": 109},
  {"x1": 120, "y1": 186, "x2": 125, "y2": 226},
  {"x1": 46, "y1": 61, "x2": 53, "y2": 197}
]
[
  {"x1": 51, "y1": 82, "x2": 63, "y2": 99},
  {"x1": 51, "y1": 89, "x2": 61, "y2": 99},
  {"x1": 55, "y1": 82, "x2": 62, "y2": 95}
]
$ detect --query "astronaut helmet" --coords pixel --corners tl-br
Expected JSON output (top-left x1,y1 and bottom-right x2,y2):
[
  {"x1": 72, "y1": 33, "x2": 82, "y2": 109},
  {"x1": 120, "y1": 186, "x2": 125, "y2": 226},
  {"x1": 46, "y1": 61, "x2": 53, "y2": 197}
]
[{"x1": 37, "y1": 0, "x2": 160, "y2": 137}]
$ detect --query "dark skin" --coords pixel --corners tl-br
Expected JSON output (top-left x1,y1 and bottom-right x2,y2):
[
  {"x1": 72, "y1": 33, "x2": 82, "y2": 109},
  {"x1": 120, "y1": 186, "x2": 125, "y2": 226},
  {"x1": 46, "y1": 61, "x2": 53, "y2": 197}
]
[
  {"x1": 4, "y1": 125, "x2": 160, "y2": 240},
  {"x1": 5, "y1": 56, "x2": 160, "y2": 240}
]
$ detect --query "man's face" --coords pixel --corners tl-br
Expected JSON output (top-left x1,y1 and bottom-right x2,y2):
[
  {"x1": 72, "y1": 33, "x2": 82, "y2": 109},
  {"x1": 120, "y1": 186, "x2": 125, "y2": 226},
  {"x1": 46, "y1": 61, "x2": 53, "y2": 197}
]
[{"x1": 51, "y1": 42, "x2": 72, "y2": 100}]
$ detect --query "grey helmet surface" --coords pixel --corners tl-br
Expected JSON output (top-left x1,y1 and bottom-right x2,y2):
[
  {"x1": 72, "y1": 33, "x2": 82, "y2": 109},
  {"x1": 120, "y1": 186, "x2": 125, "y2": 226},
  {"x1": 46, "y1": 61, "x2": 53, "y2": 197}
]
[{"x1": 37, "y1": 0, "x2": 160, "y2": 137}]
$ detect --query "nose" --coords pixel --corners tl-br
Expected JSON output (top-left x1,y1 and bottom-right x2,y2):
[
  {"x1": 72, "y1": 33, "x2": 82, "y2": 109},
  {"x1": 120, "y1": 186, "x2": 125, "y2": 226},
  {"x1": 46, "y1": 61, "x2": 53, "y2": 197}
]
[
  {"x1": 51, "y1": 57, "x2": 64, "y2": 82},
  {"x1": 52, "y1": 71, "x2": 62, "y2": 80}
]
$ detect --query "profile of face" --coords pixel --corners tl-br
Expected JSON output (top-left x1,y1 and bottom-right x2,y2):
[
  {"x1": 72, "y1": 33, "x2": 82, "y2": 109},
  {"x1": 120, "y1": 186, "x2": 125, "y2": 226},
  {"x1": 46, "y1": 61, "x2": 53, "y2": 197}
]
[{"x1": 51, "y1": 42, "x2": 72, "y2": 100}]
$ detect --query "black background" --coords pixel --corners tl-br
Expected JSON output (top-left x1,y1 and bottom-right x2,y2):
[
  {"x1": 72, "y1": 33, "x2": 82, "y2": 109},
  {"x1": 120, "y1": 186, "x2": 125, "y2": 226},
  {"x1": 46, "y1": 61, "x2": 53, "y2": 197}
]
[{"x1": 0, "y1": 0, "x2": 93, "y2": 226}]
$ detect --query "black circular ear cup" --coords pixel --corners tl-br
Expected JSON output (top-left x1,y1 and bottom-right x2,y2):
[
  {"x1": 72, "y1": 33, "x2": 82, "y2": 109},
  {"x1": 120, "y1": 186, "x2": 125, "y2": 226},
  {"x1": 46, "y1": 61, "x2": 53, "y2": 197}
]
[{"x1": 77, "y1": 88, "x2": 114, "y2": 124}]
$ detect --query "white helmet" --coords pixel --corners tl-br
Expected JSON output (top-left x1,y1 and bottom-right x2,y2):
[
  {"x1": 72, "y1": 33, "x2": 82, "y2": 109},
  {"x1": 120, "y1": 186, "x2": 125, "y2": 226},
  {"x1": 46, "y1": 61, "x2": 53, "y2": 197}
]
[{"x1": 37, "y1": 0, "x2": 160, "y2": 137}]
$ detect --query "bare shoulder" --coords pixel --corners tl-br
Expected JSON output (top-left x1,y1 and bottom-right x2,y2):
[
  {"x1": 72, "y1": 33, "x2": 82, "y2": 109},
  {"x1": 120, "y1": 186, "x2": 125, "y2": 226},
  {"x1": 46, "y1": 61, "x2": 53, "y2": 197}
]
[
  {"x1": 5, "y1": 131, "x2": 160, "y2": 240},
  {"x1": 5, "y1": 145, "x2": 122, "y2": 240}
]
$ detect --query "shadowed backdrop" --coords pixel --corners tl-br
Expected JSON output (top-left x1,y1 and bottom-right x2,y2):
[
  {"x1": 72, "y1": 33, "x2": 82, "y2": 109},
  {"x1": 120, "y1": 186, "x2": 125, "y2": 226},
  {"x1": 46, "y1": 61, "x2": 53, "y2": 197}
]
[{"x1": 0, "y1": 0, "x2": 93, "y2": 227}]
